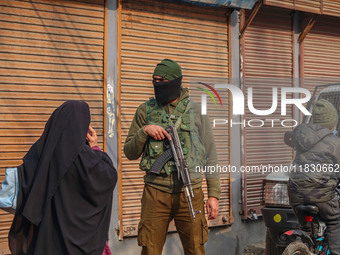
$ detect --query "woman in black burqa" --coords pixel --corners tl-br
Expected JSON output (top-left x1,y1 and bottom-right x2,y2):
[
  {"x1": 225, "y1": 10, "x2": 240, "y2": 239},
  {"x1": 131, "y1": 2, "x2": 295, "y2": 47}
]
[{"x1": 9, "y1": 100, "x2": 117, "y2": 255}]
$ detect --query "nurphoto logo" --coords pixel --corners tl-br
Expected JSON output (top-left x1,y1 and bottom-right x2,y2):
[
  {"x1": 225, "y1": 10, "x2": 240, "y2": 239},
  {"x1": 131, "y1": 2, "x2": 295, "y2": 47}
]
[{"x1": 197, "y1": 83, "x2": 312, "y2": 128}]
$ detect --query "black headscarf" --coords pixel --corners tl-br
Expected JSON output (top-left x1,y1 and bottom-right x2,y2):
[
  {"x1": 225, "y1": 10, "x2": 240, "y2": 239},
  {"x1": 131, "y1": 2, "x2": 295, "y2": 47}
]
[{"x1": 9, "y1": 101, "x2": 117, "y2": 255}]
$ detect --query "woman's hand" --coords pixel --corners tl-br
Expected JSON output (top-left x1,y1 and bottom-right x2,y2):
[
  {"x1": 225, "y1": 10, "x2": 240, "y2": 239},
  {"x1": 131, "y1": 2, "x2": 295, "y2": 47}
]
[{"x1": 87, "y1": 125, "x2": 98, "y2": 147}]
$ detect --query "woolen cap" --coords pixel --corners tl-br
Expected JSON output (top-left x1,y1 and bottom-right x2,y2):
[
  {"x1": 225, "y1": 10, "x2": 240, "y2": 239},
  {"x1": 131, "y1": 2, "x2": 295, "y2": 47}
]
[
  {"x1": 153, "y1": 59, "x2": 182, "y2": 81},
  {"x1": 312, "y1": 99, "x2": 338, "y2": 130}
]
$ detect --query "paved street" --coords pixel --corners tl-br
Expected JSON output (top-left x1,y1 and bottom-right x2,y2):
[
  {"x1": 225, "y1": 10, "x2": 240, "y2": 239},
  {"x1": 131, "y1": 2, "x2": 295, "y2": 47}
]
[{"x1": 242, "y1": 242, "x2": 265, "y2": 255}]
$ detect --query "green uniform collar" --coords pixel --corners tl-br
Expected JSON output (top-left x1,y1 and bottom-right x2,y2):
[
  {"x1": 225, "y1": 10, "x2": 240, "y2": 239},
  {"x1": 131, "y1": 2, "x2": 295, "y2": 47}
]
[{"x1": 168, "y1": 87, "x2": 189, "y2": 108}]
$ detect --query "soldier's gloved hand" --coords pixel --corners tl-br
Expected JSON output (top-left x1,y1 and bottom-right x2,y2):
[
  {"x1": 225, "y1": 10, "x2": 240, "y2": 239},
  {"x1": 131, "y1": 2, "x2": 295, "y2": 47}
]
[
  {"x1": 144, "y1": 125, "x2": 172, "y2": 141},
  {"x1": 206, "y1": 197, "x2": 219, "y2": 220}
]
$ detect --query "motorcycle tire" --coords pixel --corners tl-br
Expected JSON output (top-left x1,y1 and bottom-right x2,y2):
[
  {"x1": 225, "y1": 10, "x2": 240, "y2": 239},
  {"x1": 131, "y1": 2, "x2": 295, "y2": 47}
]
[{"x1": 282, "y1": 241, "x2": 311, "y2": 255}]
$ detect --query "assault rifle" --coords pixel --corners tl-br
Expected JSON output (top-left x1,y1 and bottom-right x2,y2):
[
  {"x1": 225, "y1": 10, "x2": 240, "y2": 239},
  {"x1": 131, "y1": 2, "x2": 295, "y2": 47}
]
[{"x1": 150, "y1": 126, "x2": 200, "y2": 219}]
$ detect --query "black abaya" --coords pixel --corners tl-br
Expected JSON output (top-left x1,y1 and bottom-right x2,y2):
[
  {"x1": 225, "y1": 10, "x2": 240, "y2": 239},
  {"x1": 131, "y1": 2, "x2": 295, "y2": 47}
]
[{"x1": 9, "y1": 101, "x2": 117, "y2": 255}]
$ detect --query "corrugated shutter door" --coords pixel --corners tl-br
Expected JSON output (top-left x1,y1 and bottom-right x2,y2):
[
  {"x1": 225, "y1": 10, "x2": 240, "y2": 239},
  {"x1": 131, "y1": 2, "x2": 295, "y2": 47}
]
[
  {"x1": 241, "y1": 6, "x2": 294, "y2": 219},
  {"x1": 264, "y1": 0, "x2": 322, "y2": 14},
  {"x1": 120, "y1": 0, "x2": 231, "y2": 237},
  {"x1": 302, "y1": 16, "x2": 340, "y2": 92},
  {"x1": 264, "y1": 0, "x2": 295, "y2": 10},
  {"x1": 0, "y1": 0, "x2": 105, "y2": 253},
  {"x1": 264, "y1": 0, "x2": 340, "y2": 17},
  {"x1": 323, "y1": 1, "x2": 340, "y2": 17}
]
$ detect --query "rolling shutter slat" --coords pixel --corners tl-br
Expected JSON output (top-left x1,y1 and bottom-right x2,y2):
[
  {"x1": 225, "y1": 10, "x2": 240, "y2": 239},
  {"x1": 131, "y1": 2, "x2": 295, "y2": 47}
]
[{"x1": 241, "y1": 6, "x2": 294, "y2": 219}]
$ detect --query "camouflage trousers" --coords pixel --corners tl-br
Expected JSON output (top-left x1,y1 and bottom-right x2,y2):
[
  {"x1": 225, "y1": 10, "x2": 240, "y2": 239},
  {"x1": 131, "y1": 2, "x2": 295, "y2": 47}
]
[
  {"x1": 292, "y1": 195, "x2": 340, "y2": 255},
  {"x1": 137, "y1": 185, "x2": 208, "y2": 255}
]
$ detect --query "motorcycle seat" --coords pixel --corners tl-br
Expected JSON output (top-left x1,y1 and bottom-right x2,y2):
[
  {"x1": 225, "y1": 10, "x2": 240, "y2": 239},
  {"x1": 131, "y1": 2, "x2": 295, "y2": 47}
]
[{"x1": 295, "y1": 204, "x2": 319, "y2": 215}]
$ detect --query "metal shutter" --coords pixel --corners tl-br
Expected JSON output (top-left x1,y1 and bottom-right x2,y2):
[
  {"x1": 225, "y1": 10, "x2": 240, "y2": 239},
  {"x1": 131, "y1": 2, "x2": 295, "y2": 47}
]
[
  {"x1": 241, "y1": 6, "x2": 294, "y2": 219},
  {"x1": 119, "y1": 0, "x2": 231, "y2": 238},
  {"x1": 323, "y1": 0, "x2": 340, "y2": 16},
  {"x1": 264, "y1": 0, "x2": 340, "y2": 17},
  {"x1": 0, "y1": 0, "x2": 105, "y2": 253},
  {"x1": 264, "y1": 0, "x2": 322, "y2": 14},
  {"x1": 302, "y1": 16, "x2": 340, "y2": 90},
  {"x1": 264, "y1": 0, "x2": 295, "y2": 10}
]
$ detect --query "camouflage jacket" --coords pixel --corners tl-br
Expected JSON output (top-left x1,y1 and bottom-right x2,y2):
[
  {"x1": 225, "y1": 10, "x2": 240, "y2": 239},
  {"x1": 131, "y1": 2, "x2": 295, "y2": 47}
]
[{"x1": 288, "y1": 123, "x2": 340, "y2": 203}]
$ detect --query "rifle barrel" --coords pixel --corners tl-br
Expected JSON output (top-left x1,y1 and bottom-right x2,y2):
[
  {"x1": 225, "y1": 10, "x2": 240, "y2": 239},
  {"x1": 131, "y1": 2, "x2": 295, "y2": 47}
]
[{"x1": 166, "y1": 125, "x2": 198, "y2": 219}]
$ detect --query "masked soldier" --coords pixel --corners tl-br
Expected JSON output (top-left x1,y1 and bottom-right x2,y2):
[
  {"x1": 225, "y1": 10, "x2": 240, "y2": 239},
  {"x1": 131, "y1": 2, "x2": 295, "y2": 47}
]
[
  {"x1": 124, "y1": 59, "x2": 221, "y2": 255},
  {"x1": 288, "y1": 99, "x2": 340, "y2": 255}
]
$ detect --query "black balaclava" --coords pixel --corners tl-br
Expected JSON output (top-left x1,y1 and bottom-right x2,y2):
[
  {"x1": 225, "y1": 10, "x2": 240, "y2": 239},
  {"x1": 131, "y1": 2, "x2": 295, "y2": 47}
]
[
  {"x1": 152, "y1": 59, "x2": 183, "y2": 105},
  {"x1": 153, "y1": 76, "x2": 182, "y2": 105}
]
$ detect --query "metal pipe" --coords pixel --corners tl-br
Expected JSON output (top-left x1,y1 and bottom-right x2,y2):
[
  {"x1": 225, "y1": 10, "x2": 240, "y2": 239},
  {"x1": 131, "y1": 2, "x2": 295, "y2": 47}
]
[{"x1": 117, "y1": 0, "x2": 123, "y2": 241}]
